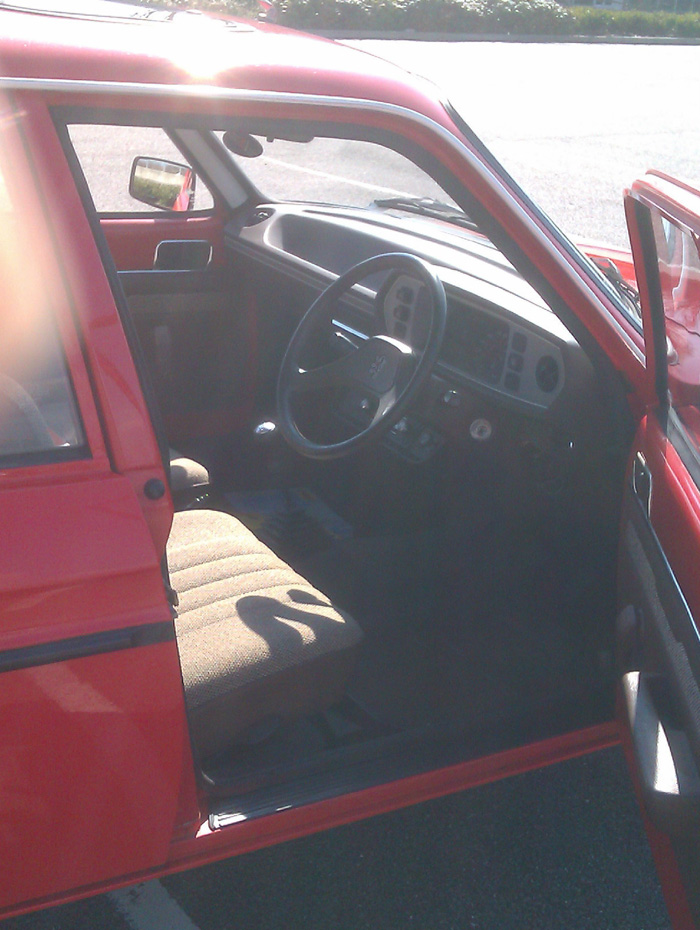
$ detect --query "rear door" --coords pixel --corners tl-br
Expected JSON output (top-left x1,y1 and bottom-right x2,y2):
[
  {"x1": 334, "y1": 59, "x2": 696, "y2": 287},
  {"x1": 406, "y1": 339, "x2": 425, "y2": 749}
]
[
  {"x1": 620, "y1": 171, "x2": 700, "y2": 924},
  {"x1": 0, "y1": 92, "x2": 197, "y2": 918}
]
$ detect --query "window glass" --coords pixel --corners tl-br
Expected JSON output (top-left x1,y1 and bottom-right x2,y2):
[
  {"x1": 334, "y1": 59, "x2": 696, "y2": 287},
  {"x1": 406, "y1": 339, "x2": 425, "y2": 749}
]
[
  {"x1": 639, "y1": 205, "x2": 700, "y2": 467},
  {"x1": 653, "y1": 214, "x2": 700, "y2": 355},
  {"x1": 221, "y1": 133, "x2": 459, "y2": 211},
  {"x1": 69, "y1": 125, "x2": 214, "y2": 213},
  {"x1": 648, "y1": 211, "x2": 700, "y2": 394},
  {"x1": 0, "y1": 103, "x2": 86, "y2": 465}
]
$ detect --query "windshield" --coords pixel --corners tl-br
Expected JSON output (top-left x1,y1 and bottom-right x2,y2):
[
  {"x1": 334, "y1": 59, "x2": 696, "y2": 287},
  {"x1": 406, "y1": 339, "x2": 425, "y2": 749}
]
[{"x1": 220, "y1": 133, "x2": 461, "y2": 214}]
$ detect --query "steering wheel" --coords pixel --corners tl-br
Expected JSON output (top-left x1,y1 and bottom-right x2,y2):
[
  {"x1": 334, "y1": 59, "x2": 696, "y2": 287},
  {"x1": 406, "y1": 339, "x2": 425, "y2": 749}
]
[{"x1": 277, "y1": 252, "x2": 447, "y2": 460}]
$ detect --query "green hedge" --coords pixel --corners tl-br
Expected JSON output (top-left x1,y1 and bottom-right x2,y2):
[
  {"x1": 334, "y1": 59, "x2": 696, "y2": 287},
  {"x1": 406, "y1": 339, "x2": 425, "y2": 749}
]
[
  {"x1": 569, "y1": 6, "x2": 700, "y2": 34},
  {"x1": 135, "y1": 0, "x2": 700, "y2": 36},
  {"x1": 273, "y1": 0, "x2": 700, "y2": 34},
  {"x1": 269, "y1": 0, "x2": 573, "y2": 31}
]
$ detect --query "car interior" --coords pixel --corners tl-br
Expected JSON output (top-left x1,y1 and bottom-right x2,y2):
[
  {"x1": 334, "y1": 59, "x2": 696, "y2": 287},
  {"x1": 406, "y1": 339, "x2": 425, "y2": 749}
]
[{"x1": 15, "y1": 112, "x2": 637, "y2": 821}]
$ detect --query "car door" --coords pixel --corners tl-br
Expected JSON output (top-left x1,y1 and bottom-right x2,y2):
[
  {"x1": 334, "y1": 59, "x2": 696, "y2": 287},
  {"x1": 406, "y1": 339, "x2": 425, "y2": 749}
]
[
  {"x1": 0, "y1": 92, "x2": 198, "y2": 918},
  {"x1": 619, "y1": 171, "x2": 700, "y2": 925},
  {"x1": 62, "y1": 121, "x2": 256, "y2": 448}
]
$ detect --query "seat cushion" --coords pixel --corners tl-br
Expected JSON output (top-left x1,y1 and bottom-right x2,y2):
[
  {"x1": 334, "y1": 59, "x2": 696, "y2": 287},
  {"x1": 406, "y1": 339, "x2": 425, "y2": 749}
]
[
  {"x1": 169, "y1": 448, "x2": 210, "y2": 495},
  {"x1": 167, "y1": 509, "x2": 363, "y2": 758}
]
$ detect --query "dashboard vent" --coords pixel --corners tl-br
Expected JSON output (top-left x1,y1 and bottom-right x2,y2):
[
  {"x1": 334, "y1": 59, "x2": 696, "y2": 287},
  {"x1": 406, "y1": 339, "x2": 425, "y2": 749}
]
[{"x1": 536, "y1": 356, "x2": 560, "y2": 393}]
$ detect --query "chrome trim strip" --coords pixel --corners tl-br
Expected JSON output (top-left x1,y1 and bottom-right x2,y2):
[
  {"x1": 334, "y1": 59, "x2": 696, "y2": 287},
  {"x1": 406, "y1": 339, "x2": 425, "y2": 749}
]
[
  {"x1": 1, "y1": 76, "x2": 641, "y2": 361},
  {"x1": 332, "y1": 319, "x2": 369, "y2": 342},
  {"x1": 153, "y1": 238, "x2": 212, "y2": 270}
]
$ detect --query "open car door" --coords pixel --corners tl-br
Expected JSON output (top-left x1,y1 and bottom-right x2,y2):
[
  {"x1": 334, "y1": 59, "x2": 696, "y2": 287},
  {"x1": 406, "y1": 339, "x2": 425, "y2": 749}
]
[{"x1": 620, "y1": 171, "x2": 700, "y2": 924}]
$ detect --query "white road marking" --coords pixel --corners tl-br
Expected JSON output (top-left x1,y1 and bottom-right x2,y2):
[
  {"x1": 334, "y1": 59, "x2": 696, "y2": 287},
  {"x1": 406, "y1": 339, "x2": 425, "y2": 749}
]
[
  {"x1": 108, "y1": 881, "x2": 201, "y2": 930},
  {"x1": 261, "y1": 155, "x2": 416, "y2": 198}
]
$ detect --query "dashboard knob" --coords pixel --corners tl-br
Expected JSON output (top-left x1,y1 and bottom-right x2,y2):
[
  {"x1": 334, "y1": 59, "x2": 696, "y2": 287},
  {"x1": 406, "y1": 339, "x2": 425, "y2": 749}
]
[{"x1": 469, "y1": 418, "x2": 493, "y2": 442}]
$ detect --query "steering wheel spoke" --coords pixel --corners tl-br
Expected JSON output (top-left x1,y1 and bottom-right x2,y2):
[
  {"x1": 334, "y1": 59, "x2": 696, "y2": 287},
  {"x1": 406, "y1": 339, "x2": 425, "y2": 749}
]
[
  {"x1": 290, "y1": 351, "x2": 361, "y2": 394},
  {"x1": 369, "y1": 385, "x2": 399, "y2": 427},
  {"x1": 277, "y1": 253, "x2": 446, "y2": 459}
]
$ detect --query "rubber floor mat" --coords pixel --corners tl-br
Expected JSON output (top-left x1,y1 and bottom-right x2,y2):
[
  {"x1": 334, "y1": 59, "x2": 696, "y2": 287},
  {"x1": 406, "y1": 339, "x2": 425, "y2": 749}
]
[{"x1": 226, "y1": 488, "x2": 352, "y2": 558}]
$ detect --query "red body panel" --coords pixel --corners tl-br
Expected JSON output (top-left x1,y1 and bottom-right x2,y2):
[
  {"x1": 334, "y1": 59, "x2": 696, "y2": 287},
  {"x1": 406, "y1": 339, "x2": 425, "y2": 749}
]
[
  {"x1": 579, "y1": 240, "x2": 637, "y2": 288},
  {"x1": 0, "y1": 642, "x2": 191, "y2": 911},
  {"x1": 620, "y1": 174, "x2": 700, "y2": 928}
]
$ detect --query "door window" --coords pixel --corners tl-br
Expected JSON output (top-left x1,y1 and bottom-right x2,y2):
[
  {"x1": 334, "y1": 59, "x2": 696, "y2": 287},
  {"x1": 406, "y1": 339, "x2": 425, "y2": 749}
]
[
  {"x1": 0, "y1": 112, "x2": 86, "y2": 466},
  {"x1": 655, "y1": 213, "x2": 700, "y2": 463},
  {"x1": 632, "y1": 194, "x2": 700, "y2": 473},
  {"x1": 653, "y1": 214, "x2": 700, "y2": 373},
  {"x1": 68, "y1": 124, "x2": 214, "y2": 214}
]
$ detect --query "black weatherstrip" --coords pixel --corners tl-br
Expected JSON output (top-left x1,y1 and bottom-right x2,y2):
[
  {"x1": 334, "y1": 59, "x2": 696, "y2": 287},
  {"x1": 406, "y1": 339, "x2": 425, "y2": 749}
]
[
  {"x1": 0, "y1": 621, "x2": 174, "y2": 675},
  {"x1": 630, "y1": 199, "x2": 669, "y2": 409}
]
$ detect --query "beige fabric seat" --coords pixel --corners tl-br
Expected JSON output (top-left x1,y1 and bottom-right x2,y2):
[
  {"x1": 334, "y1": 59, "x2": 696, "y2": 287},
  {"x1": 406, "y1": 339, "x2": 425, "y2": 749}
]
[
  {"x1": 167, "y1": 509, "x2": 363, "y2": 758},
  {"x1": 169, "y1": 447, "x2": 210, "y2": 496}
]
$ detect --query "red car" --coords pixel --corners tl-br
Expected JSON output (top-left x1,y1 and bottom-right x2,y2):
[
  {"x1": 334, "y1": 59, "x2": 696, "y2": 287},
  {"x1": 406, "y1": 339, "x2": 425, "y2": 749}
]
[{"x1": 0, "y1": 1, "x2": 699, "y2": 923}]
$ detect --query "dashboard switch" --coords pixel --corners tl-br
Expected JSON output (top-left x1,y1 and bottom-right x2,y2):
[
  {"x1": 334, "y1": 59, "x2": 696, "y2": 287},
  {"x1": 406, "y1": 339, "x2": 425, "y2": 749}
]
[
  {"x1": 443, "y1": 390, "x2": 462, "y2": 408},
  {"x1": 512, "y1": 331, "x2": 527, "y2": 353},
  {"x1": 508, "y1": 352, "x2": 524, "y2": 372}
]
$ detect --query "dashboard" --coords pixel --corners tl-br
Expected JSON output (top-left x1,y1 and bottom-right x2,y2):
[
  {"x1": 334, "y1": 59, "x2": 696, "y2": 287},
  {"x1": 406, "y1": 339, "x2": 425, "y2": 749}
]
[
  {"x1": 226, "y1": 202, "x2": 601, "y2": 471},
  {"x1": 381, "y1": 273, "x2": 564, "y2": 410}
]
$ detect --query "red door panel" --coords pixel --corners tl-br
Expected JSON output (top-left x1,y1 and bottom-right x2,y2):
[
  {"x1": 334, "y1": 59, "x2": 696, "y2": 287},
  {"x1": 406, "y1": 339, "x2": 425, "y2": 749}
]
[
  {"x1": 618, "y1": 414, "x2": 700, "y2": 831},
  {"x1": 0, "y1": 642, "x2": 189, "y2": 913},
  {"x1": 0, "y1": 94, "x2": 200, "y2": 918},
  {"x1": 103, "y1": 213, "x2": 225, "y2": 271},
  {"x1": 620, "y1": 173, "x2": 700, "y2": 925},
  {"x1": 0, "y1": 474, "x2": 197, "y2": 918}
]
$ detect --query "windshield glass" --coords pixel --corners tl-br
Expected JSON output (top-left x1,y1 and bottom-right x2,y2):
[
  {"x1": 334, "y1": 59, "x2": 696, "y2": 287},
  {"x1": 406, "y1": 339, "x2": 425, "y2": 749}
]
[{"x1": 220, "y1": 133, "x2": 460, "y2": 212}]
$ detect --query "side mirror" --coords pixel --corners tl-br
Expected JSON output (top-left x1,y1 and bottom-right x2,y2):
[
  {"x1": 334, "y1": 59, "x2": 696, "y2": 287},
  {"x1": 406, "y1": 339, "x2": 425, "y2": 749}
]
[{"x1": 129, "y1": 157, "x2": 196, "y2": 211}]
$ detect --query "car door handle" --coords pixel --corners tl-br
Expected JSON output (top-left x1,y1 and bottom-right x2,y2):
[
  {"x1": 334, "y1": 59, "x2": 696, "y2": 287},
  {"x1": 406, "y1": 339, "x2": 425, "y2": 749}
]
[
  {"x1": 153, "y1": 239, "x2": 212, "y2": 271},
  {"x1": 632, "y1": 451, "x2": 652, "y2": 517},
  {"x1": 622, "y1": 669, "x2": 700, "y2": 836}
]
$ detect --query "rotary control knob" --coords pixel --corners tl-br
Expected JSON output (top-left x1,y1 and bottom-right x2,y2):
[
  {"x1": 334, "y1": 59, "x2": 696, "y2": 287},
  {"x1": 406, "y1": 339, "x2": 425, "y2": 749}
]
[{"x1": 469, "y1": 418, "x2": 493, "y2": 442}]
